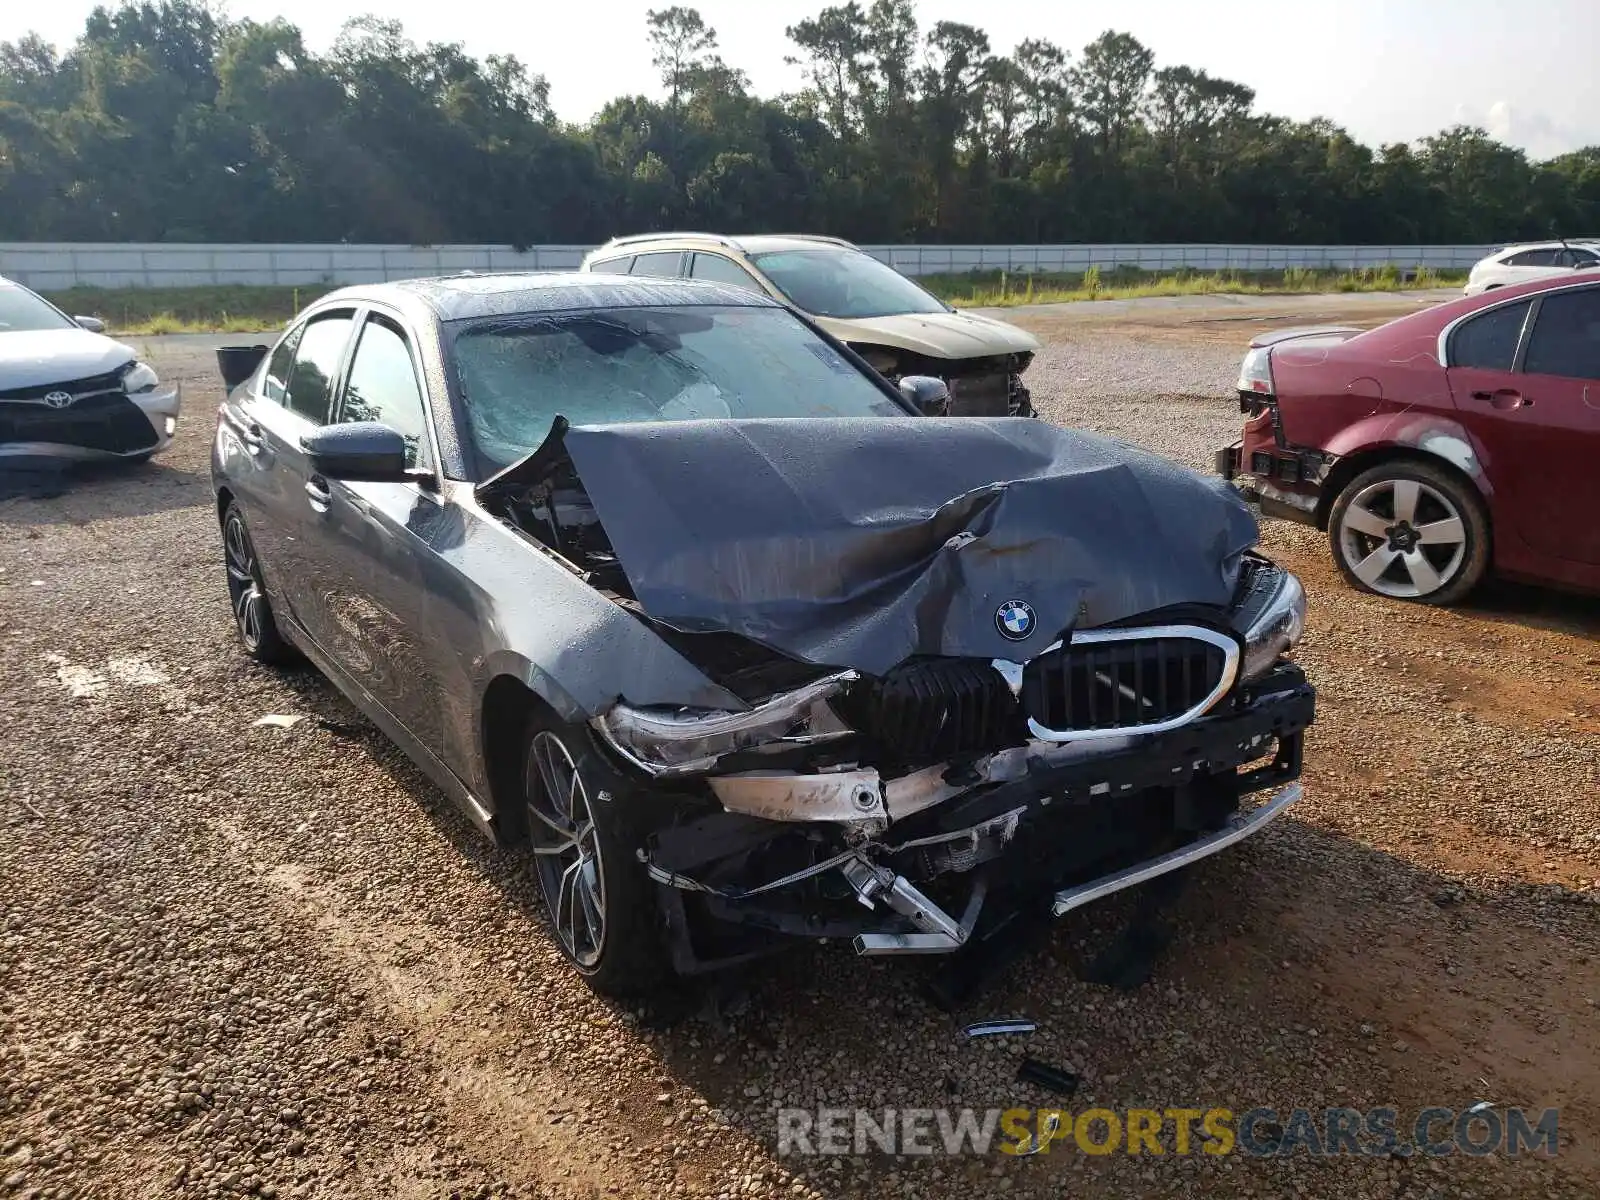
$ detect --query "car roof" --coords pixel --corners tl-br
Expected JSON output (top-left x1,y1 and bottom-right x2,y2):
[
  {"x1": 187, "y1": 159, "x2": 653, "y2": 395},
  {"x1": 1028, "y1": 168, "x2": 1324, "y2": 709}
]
[
  {"x1": 588, "y1": 232, "x2": 860, "y2": 260},
  {"x1": 311, "y1": 271, "x2": 782, "y2": 323},
  {"x1": 1461, "y1": 269, "x2": 1600, "y2": 306},
  {"x1": 1493, "y1": 240, "x2": 1600, "y2": 256}
]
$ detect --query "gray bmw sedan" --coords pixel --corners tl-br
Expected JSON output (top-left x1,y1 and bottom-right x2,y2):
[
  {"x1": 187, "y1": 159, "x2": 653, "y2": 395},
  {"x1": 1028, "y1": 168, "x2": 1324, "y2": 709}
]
[{"x1": 211, "y1": 272, "x2": 1313, "y2": 996}]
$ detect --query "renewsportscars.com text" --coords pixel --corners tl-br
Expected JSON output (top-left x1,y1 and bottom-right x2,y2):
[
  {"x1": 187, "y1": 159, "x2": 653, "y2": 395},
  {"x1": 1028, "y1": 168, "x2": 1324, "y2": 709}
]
[{"x1": 776, "y1": 1105, "x2": 1559, "y2": 1159}]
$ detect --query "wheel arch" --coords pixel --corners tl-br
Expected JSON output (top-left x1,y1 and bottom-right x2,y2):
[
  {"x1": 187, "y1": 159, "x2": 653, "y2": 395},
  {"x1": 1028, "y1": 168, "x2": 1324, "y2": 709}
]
[
  {"x1": 478, "y1": 667, "x2": 594, "y2": 840},
  {"x1": 1316, "y1": 444, "x2": 1490, "y2": 532},
  {"x1": 480, "y1": 674, "x2": 543, "y2": 841},
  {"x1": 1316, "y1": 409, "x2": 1493, "y2": 530},
  {"x1": 215, "y1": 485, "x2": 235, "y2": 527}
]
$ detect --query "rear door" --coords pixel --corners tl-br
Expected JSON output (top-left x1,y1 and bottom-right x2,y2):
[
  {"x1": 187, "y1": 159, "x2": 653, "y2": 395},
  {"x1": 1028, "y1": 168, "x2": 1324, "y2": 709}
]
[
  {"x1": 1503, "y1": 287, "x2": 1600, "y2": 564},
  {"x1": 1502, "y1": 248, "x2": 1567, "y2": 287},
  {"x1": 1446, "y1": 286, "x2": 1600, "y2": 565},
  {"x1": 293, "y1": 307, "x2": 452, "y2": 754},
  {"x1": 244, "y1": 308, "x2": 357, "y2": 630}
]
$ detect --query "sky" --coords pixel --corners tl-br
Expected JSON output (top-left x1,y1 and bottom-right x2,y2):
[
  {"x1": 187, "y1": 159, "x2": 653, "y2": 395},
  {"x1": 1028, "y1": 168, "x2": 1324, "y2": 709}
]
[{"x1": 8, "y1": 0, "x2": 1599, "y2": 160}]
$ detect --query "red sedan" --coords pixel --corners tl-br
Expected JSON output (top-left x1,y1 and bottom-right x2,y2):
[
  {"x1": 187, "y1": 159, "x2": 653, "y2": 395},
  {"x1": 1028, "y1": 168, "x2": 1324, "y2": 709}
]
[{"x1": 1217, "y1": 275, "x2": 1600, "y2": 603}]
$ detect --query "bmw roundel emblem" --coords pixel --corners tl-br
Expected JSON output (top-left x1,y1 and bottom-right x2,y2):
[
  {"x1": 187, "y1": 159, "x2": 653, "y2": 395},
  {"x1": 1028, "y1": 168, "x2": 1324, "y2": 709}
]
[
  {"x1": 995, "y1": 599, "x2": 1035, "y2": 642},
  {"x1": 42, "y1": 390, "x2": 74, "y2": 409}
]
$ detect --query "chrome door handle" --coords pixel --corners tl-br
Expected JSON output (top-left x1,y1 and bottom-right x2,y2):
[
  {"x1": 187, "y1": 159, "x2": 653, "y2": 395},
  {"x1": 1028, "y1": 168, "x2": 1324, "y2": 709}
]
[
  {"x1": 1469, "y1": 389, "x2": 1530, "y2": 410},
  {"x1": 304, "y1": 476, "x2": 333, "y2": 509}
]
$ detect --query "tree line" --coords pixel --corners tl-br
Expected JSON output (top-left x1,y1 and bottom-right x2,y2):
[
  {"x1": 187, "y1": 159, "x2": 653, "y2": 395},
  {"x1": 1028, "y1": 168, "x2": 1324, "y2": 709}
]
[{"x1": 1, "y1": 0, "x2": 1597, "y2": 247}]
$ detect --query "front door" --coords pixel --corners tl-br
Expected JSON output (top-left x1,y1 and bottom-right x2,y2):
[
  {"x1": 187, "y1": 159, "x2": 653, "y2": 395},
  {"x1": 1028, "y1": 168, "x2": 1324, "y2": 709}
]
[{"x1": 293, "y1": 309, "x2": 451, "y2": 755}]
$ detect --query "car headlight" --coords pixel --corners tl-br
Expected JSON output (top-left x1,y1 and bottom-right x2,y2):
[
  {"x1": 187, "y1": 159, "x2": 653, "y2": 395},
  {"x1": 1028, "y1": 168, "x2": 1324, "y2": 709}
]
[
  {"x1": 1237, "y1": 346, "x2": 1273, "y2": 396},
  {"x1": 1239, "y1": 567, "x2": 1306, "y2": 681},
  {"x1": 122, "y1": 361, "x2": 160, "y2": 394},
  {"x1": 593, "y1": 671, "x2": 857, "y2": 776}
]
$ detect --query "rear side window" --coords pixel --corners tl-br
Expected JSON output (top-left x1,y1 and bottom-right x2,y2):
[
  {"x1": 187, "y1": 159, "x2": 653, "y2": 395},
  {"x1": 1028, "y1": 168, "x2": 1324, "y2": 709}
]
[
  {"x1": 1506, "y1": 249, "x2": 1560, "y2": 268},
  {"x1": 689, "y1": 253, "x2": 765, "y2": 293},
  {"x1": 284, "y1": 313, "x2": 354, "y2": 424},
  {"x1": 341, "y1": 316, "x2": 431, "y2": 467},
  {"x1": 1523, "y1": 289, "x2": 1600, "y2": 381},
  {"x1": 589, "y1": 256, "x2": 632, "y2": 274},
  {"x1": 1449, "y1": 300, "x2": 1531, "y2": 371},
  {"x1": 629, "y1": 251, "x2": 683, "y2": 278}
]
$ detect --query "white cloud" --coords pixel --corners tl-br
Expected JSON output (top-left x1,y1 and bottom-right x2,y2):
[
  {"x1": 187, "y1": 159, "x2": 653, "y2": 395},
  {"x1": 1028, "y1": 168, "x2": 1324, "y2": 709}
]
[{"x1": 1453, "y1": 100, "x2": 1593, "y2": 159}]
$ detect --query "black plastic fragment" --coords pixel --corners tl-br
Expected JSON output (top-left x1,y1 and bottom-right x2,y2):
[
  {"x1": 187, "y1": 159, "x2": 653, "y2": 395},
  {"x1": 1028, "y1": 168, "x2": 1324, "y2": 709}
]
[{"x1": 1016, "y1": 1058, "x2": 1080, "y2": 1096}]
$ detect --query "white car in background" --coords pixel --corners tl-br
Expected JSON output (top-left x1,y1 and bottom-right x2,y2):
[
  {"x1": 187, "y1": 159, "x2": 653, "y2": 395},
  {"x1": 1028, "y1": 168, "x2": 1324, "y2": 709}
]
[
  {"x1": 1462, "y1": 240, "x2": 1600, "y2": 296},
  {"x1": 0, "y1": 276, "x2": 181, "y2": 464}
]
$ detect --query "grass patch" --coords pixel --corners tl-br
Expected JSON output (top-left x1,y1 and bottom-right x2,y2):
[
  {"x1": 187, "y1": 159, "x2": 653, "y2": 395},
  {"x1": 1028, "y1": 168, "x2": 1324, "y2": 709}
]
[
  {"x1": 923, "y1": 265, "x2": 1465, "y2": 307},
  {"x1": 42, "y1": 284, "x2": 339, "y2": 335},
  {"x1": 41, "y1": 266, "x2": 1467, "y2": 333}
]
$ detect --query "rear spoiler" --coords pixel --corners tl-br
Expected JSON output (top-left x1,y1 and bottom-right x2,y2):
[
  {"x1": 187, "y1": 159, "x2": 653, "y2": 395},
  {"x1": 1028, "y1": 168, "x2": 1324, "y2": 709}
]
[{"x1": 1246, "y1": 326, "x2": 1364, "y2": 351}]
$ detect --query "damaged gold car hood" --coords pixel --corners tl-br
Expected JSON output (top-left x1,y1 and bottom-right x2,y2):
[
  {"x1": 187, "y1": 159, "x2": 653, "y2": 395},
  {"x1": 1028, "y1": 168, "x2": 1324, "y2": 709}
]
[{"x1": 812, "y1": 308, "x2": 1041, "y2": 360}]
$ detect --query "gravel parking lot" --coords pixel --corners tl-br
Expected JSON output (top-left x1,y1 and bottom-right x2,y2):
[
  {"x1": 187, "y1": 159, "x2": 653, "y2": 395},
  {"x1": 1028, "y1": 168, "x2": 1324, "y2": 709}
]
[{"x1": 3, "y1": 297, "x2": 1597, "y2": 1200}]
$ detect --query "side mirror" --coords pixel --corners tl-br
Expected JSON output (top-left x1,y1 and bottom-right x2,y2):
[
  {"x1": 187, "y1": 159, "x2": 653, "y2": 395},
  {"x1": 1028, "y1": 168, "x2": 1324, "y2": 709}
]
[
  {"x1": 898, "y1": 374, "x2": 951, "y2": 417},
  {"x1": 74, "y1": 315, "x2": 105, "y2": 334},
  {"x1": 216, "y1": 344, "x2": 270, "y2": 390},
  {"x1": 301, "y1": 422, "x2": 410, "y2": 482}
]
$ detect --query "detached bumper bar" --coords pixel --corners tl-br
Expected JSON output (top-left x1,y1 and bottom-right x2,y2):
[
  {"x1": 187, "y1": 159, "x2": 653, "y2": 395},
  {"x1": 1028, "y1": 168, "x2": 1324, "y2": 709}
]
[
  {"x1": 1051, "y1": 782, "x2": 1300, "y2": 916},
  {"x1": 853, "y1": 781, "x2": 1303, "y2": 954}
]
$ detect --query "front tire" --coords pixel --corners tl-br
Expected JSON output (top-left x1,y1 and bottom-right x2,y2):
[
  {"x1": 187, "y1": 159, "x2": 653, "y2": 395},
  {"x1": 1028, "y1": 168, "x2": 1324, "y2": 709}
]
[
  {"x1": 520, "y1": 712, "x2": 668, "y2": 996},
  {"x1": 1328, "y1": 460, "x2": 1489, "y2": 605},
  {"x1": 222, "y1": 502, "x2": 294, "y2": 664}
]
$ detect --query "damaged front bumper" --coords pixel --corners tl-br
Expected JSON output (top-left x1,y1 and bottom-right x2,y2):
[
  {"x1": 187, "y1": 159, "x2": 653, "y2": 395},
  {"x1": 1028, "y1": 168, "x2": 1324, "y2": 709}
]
[{"x1": 641, "y1": 664, "x2": 1314, "y2": 971}]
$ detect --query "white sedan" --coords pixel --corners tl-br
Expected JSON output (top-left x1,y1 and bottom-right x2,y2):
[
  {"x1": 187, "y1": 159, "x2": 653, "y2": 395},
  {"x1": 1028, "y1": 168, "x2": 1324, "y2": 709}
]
[
  {"x1": 0, "y1": 276, "x2": 181, "y2": 463},
  {"x1": 1463, "y1": 241, "x2": 1600, "y2": 296}
]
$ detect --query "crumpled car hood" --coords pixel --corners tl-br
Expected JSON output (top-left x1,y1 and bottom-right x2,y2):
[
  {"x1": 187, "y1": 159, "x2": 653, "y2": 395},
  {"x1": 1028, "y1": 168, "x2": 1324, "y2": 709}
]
[
  {"x1": 813, "y1": 309, "x2": 1041, "y2": 360},
  {"x1": 0, "y1": 329, "x2": 136, "y2": 390},
  {"x1": 559, "y1": 417, "x2": 1258, "y2": 675}
]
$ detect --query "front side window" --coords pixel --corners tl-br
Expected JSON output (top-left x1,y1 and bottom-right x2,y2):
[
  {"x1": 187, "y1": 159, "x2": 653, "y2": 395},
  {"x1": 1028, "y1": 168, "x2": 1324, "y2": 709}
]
[
  {"x1": 0, "y1": 284, "x2": 75, "y2": 333},
  {"x1": 341, "y1": 316, "x2": 431, "y2": 467},
  {"x1": 1449, "y1": 299, "x2": 1531, "y2": 371},
  {"x1": 450, "y1": 305, "x2": 904, "y2": 473},
  {"x1": 629, "y1": 251, "x2": 683, "y2": 279},
  {"x1": 1523, "y1": 289, "x2": 1600, "y2": 382},
  {"x1": 750, "y1": 247, "x2": 947, "y2": 318},
  {"x1": 1560, "y1": 248, "x2": 1600, "y2": 268},
  {"x1": 284, "y1": 313, "x2": 354, "y2": 424},
  {"x1": 689, "y1": 253, "x2": 765, "y2": 293}
]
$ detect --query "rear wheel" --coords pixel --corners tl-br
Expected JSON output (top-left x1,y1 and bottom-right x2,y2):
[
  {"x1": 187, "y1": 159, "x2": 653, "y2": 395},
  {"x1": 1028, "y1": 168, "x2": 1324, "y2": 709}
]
[
  {"x1": 222, "y1": 502, "x2": 293, "y2": 664},
  {"x1": 520, "y1": 712, "x2": 669, "y2": 996},
  {"x1": 1328, "y1": 461, "x2": 1489, "y2": 605}
]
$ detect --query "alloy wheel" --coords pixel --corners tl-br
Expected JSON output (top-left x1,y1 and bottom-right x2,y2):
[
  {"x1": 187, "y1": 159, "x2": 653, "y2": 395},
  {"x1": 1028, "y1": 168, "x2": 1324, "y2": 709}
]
[
  {"x1": 525, "y1": 731, "x2": 607, "y2": 970},
  {"x1": 1336, "y1": 477, "x2": 1468, "y2": 599},
  {"x1": 223, "y1": 513, "x2": 267, "y2": 651}
]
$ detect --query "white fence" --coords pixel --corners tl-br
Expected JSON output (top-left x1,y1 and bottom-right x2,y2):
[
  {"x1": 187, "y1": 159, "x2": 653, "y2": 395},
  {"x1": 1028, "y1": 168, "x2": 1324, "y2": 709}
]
[{"x1": 0, "y1": 241, "x2": 1504, "y2": 290}]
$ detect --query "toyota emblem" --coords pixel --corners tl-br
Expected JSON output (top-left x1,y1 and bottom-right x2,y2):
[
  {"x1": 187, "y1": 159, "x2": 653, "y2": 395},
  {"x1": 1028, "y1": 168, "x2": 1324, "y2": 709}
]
[{"x1": 42, "y1": 390, "x2": 74, "y2": 409}]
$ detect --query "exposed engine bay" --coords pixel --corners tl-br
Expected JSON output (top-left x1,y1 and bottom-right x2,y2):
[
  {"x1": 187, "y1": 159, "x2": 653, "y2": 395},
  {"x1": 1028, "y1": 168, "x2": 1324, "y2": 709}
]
[{"x1": 849, "y1": 345, "x2": 1035, "y2": 417}]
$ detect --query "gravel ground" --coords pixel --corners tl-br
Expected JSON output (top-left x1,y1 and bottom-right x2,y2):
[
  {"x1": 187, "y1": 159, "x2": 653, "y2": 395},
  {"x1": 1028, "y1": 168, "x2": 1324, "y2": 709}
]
[{"x1": 2, "y1": 304, "x2": 1597, "y2": 1200}]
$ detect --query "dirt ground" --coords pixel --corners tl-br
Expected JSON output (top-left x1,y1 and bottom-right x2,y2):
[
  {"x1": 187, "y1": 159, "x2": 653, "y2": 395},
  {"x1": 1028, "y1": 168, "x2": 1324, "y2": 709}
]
[{"x1": 2, "y1": 298, "x2": 1597, "y2": 1200}]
